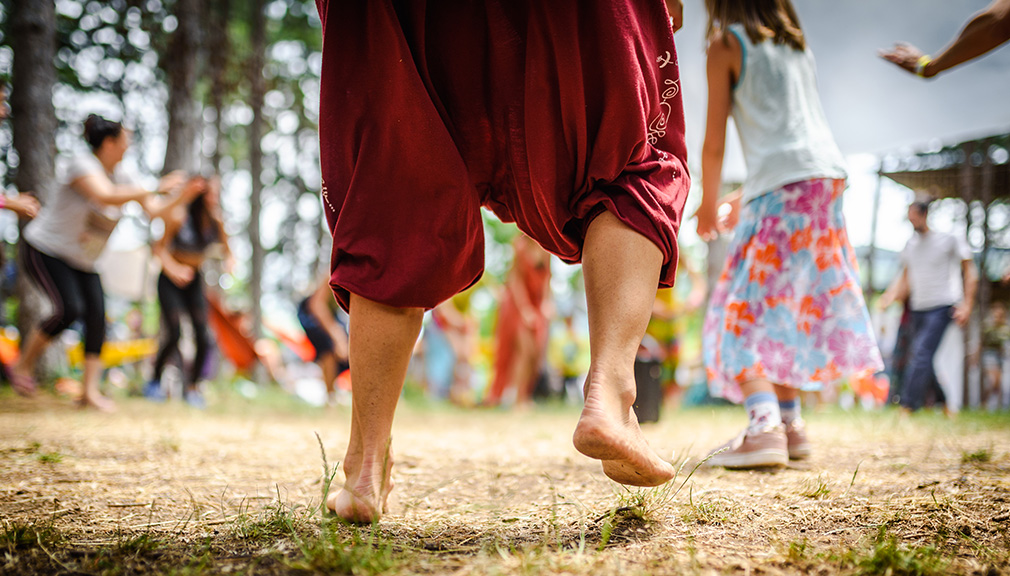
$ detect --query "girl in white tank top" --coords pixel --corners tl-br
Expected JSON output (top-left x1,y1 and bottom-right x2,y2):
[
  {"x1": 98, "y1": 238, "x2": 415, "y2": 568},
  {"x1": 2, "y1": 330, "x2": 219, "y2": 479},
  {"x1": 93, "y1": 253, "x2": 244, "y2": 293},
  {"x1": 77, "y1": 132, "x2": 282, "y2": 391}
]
[{"x1": 697, "y1": 0, "x2": 883, "y2": 470}]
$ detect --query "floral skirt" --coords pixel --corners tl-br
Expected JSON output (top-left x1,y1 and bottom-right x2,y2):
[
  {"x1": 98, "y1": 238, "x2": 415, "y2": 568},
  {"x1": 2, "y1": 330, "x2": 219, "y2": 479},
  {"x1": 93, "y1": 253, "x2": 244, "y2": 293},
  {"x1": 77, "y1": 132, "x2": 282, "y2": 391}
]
[{"x1": 702, "y1": 178, "x2": 883, "y2": 404}]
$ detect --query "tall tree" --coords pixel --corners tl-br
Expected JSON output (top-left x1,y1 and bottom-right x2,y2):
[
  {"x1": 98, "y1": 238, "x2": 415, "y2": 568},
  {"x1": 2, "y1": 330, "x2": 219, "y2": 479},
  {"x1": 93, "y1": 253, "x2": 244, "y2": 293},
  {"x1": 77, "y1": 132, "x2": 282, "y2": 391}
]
[
  {"x1": 9, "y1": 2, "x2": 57, "y2": 200},
  {"x1": 10, "y1": 1, "x2": 58, "y2": 363},
  {"x1": 205, "y1": 0, "x2": 231, "y2": 174},
  {"x1": 247, "y1": 0, "x2": 266, "y2": 339},
  {"x1": 162, "y1": 0, "x2": 201, "y2": 174}
]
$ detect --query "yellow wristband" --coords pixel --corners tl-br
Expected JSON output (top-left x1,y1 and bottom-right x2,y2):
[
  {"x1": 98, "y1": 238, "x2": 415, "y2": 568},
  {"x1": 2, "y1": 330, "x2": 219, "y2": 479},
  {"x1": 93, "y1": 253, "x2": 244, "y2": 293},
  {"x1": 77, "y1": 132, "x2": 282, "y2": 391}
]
[{"x1": 915, "y1": 55, "x2": 932, "y2": 77}]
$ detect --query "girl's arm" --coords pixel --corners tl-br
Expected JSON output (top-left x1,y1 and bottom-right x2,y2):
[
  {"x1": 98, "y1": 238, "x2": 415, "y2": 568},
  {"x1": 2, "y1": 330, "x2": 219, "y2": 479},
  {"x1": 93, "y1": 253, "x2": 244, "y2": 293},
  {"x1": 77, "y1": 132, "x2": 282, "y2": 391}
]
[
  {"x1": 697, "y1": 33, "x2": 738, "y2": 240},
  {"x1": 665, "y1": 0, "x2": 684, "y2": 33}
]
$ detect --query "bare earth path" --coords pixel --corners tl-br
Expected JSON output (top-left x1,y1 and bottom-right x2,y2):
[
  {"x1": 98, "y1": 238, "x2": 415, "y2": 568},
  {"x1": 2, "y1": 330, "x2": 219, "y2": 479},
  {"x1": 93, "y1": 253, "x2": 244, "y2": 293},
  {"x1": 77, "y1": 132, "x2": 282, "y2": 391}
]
[{"x1": 1, "y1": 388, "x2": 1008, "y2": 575}]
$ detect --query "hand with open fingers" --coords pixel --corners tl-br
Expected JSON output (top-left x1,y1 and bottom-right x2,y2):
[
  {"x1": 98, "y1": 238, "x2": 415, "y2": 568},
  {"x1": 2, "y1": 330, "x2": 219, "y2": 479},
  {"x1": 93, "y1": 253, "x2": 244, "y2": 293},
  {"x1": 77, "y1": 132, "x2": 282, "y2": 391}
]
[{"x1": 879, "y1": 42, "x2": 926, "y2": 75}]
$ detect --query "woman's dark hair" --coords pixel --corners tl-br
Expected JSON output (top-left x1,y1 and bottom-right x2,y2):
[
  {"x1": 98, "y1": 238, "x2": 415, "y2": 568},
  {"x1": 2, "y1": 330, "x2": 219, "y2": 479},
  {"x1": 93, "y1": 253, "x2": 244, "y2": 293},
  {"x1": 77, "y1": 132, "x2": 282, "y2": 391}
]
[
  {"x1": 83, "y1": 114, "x2": 123, "y2": 152},
  {"x1": 705, "y1": 0, "x2": 806, "y2": 51},
  {"x1": 186, "y1": 179, "x2": 217, "y2": 243}
]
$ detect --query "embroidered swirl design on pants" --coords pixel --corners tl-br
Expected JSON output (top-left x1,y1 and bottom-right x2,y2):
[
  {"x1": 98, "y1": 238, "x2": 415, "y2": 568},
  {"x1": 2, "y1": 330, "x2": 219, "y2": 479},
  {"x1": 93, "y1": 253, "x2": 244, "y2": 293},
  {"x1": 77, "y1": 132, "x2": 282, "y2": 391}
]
[{"x1": 647, "y1": 51, "x2": 680, "y2": 146}]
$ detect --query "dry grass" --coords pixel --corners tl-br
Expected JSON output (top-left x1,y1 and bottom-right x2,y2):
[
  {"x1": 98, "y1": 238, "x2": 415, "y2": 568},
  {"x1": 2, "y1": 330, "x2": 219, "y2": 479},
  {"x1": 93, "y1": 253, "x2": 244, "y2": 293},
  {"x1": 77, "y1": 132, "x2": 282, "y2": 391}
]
[{"x1": 1, "y1": 386, "x2": 1008, "y2": 575}]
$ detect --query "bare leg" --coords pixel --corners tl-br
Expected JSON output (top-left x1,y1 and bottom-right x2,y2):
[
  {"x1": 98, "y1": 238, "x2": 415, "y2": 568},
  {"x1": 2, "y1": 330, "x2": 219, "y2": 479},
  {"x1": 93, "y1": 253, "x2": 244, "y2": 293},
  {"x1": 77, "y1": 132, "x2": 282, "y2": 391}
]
[
  {"x1": 10, "y1": 330, "x2": 52, "y2": 396},
  {"x1": 327, "y1": 294, "x2": 423, "y2": 523},
  {"x1": 512, "y1": 328, "x2": 539, "y2": 407},
  {"x1": 573, "y1": 212, "x2": 676, "y2": 487},
  {"x1": 12, "y1": 329, "x2": 51, "y2": 377},
  {"x1": 772, "y1": 383, "x2": 797, "y2": 401},
  {"x1": 79, "y1": 355, "x2": 116, "y2": 412},
  {"x1": 318, "y1": 353, "x2": 338, "y2": 401}
]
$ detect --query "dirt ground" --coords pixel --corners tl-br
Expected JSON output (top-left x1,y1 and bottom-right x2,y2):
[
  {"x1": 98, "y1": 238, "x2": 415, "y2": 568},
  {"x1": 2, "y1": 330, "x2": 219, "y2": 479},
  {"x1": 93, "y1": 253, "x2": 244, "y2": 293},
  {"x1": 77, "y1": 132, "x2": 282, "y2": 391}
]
[{"x1": 1, "y1": 386, "x2": 1008, "y2": 575}]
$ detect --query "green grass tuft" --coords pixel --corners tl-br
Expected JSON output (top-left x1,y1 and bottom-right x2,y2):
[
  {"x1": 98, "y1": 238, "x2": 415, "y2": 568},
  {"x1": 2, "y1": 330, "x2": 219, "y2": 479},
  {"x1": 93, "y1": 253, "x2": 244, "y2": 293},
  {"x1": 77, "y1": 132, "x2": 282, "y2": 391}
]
[
  {"x1": 961, "y1": 447, "x2": 993, "y2": 464},
  {"x1": 840, "y1": 526, "x2": 950, "y2": 576},
  {"x1": 36, "y1": 451, "x2": 63, "y2": 464}
]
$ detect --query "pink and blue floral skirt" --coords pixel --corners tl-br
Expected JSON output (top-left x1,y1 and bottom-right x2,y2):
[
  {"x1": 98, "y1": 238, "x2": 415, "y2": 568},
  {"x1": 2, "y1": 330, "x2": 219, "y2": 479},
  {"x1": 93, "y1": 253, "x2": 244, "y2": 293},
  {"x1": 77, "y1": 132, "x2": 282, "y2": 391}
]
[{"x1": 702, "y1": 178, "x2": 884, "y2": 404}]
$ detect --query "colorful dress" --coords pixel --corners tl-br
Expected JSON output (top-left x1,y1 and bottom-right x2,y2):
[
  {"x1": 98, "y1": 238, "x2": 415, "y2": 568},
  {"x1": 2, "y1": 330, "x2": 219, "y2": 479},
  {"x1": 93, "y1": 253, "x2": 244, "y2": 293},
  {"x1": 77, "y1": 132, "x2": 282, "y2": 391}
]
[{"x1": 703, "y1": 178, "x2": 883, "y2": 403}]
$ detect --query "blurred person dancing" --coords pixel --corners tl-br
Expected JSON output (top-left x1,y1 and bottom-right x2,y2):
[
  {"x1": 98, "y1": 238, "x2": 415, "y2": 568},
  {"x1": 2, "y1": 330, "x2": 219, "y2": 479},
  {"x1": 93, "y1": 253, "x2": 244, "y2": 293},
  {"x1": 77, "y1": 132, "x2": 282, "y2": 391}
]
[
  {"x1": 484, "y1": 234, "x2": 552, "y2": 408},
  {"x1": 12, "y1": 114, "x2": 195, "y2": 410},
  {"x1": 297, "y1": 277, "x2": 349, "y2": 406},
  {"x1": 147, "y1": 175, "x2": 233, "y2": 408}
]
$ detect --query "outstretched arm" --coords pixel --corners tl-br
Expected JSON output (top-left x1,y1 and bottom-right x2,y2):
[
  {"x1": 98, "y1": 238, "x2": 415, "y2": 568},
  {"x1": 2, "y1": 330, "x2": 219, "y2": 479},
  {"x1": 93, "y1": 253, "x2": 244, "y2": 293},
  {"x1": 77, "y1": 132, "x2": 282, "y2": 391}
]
[
  {"x1": 880, "y1": 0, "x2": 1010, "y2": 77},
  {"x1": 877, "y1": 267, "x2": 909, "y2": 310},
  {"x1": 141, "y1": 173, "x2": 202, "y2": 220}
]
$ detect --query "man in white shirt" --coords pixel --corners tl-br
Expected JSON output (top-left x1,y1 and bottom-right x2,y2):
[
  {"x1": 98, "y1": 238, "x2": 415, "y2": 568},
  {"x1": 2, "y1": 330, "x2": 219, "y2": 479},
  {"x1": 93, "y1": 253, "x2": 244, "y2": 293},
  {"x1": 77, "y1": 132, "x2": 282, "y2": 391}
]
[{"x1": 882, "y1": 201, "x2": 977, "y2": 413}]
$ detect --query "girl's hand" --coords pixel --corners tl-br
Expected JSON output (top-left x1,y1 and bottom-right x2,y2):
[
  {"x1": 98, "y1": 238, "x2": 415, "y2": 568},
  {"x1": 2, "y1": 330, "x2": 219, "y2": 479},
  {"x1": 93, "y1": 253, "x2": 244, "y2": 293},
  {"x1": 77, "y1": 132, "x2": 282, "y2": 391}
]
[
  {"x1": 718, "y1": 194, "x2": 741, "y2": 233},
  {"x1": 694, "y1": 202, "x2": 720, "y2": 241}
]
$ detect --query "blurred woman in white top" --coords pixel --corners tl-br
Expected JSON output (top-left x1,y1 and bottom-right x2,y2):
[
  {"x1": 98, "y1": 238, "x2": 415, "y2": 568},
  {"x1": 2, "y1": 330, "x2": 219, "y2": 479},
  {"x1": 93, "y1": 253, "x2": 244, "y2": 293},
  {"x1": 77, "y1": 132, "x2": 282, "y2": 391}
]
[{"x1": 12, "y1": 114, "x2": 198, "y2": 411}]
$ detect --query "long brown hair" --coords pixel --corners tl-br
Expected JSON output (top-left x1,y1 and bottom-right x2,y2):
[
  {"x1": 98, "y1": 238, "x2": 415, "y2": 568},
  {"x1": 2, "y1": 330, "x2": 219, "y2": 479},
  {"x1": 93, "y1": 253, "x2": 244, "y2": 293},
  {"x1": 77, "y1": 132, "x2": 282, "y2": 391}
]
[{"x1": 705, "y1": 0, "x2": 806, "y2": 51}]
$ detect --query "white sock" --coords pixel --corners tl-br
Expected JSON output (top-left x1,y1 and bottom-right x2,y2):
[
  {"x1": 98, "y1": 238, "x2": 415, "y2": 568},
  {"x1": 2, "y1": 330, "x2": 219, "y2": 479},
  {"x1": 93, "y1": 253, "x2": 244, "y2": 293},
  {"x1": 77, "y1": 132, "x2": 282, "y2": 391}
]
[{"x1": 744, "y1": 391, "x2": 782, "y2": 433}]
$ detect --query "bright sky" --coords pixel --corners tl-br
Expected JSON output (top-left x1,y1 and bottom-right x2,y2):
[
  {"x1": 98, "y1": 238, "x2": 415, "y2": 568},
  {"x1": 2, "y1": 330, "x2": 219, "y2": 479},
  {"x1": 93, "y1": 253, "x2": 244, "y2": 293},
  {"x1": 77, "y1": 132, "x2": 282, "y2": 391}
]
[{"x1": 674, "y1": 0, "x2": 1010, "y2": 253}]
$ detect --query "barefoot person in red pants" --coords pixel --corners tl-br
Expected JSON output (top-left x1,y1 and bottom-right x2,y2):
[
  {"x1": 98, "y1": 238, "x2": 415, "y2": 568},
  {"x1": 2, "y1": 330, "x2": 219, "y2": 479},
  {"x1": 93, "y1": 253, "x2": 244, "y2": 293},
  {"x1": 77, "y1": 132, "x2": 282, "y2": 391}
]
[{"x1": 316, "y1": 0, "x2": 691, "y2": 523}]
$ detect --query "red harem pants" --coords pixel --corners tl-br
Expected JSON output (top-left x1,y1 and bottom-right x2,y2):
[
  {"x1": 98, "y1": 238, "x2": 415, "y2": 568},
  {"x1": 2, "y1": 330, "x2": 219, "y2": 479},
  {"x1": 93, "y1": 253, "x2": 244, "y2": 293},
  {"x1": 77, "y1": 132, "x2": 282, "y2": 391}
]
[{"x1": 316, "y1": 0, "x2": 691, "y2": 310}]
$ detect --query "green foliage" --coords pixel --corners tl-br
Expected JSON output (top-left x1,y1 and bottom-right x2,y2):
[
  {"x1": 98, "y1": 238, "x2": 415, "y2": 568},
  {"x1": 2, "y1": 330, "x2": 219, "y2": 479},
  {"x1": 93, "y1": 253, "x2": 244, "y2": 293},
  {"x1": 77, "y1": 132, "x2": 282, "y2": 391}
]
[
  {"x1": 115, "y1": 532, "x2": 163, "y2": 556},
  {"x1": 0, "y1": 520, "x2": 63, "y2": 552},
  {"x1": 839, "y1": 526, "x2": 950, "y2": 576},
  {"x1": 289, "y1": 523, "x2": 398, "y2": 575},
  {"x1": 798, "y1": 474, "x2": 832, "y2": 499},
  {"x1": 786, "y1": 538, "x2": 810, "y2": 563},
  {"x1": 961, "y1": 447, "x2": 993, "y2": 464},
  {"x1": 36, "y1": 451, "x2": 63, "y2": 464}
]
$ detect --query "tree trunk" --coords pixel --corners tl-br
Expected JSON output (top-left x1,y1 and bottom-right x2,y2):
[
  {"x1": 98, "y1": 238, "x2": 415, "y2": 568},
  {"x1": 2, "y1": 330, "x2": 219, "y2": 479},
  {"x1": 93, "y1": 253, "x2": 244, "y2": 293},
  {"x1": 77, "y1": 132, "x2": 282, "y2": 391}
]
[
  {"x1": 206, "y1": 0, "x2": 231, "y2": 174},
  {"x1": 10, "y1": 1, "x2": 59, "y2": 375},
  {"x1": 162, "y1": 0, "x2": 202, "y2": 174},
  {"x1": 247, "y1": 0, "x2": 266, "y2": 341}
]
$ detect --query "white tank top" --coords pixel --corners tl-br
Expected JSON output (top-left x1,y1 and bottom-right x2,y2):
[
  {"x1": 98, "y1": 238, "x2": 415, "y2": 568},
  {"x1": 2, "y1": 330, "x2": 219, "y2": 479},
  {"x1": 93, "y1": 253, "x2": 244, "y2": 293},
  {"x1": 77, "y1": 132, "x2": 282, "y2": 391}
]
[{"x1": 727, "y1": 24, "x2": 847, "y2": 203}]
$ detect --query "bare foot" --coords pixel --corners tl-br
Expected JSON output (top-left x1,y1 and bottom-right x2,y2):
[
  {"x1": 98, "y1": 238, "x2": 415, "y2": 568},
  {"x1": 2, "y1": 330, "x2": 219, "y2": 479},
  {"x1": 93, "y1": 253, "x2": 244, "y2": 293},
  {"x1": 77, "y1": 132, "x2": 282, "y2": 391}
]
[
  {"x1": 10, "y1": 368, "x2": 37, "y2": 397},
  {"x1": 326, "y1": 451, "x2": 394, "y2": 524},
  {"x1": 78, "y1": 393, "x2": 117, "y2": 413},
  {"x1": 573, "y1": 373, "x2": 675, "y2": 487}
]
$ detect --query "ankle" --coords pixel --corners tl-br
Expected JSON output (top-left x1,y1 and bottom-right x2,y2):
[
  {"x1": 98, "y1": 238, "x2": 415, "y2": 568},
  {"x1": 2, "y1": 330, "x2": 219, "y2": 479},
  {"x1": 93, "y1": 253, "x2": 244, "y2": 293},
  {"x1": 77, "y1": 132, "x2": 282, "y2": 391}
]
[
  {"x1": 745, "y1": 391, "x2": 782, "y2": 433},
  {"x1": 585, "y1": 365, "x2": 636, "y2": 405}
]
